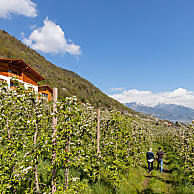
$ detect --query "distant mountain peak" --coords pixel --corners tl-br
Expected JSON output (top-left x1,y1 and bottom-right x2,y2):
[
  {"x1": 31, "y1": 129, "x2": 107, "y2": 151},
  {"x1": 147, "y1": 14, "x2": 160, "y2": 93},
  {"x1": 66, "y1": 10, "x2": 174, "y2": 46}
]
[{"x1": 125, "y1": 101, "x2": 194, "y2": 122}]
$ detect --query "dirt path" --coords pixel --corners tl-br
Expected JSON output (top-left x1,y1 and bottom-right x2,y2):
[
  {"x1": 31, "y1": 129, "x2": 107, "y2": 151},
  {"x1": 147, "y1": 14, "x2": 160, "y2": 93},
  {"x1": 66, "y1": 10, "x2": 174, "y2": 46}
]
[{"x1": 140, "y1": 146, "x2": 173, "y2": 194}]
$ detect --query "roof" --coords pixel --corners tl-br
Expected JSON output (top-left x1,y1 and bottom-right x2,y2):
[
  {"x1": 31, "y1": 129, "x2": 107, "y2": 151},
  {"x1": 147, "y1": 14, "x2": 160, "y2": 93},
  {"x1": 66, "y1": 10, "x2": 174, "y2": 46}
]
[
  {"x1": 0, "y1": 58, "x2": 45, "y2": 81},
  {"x1": 38, "y1": 85, "x2": 53, "y2": 93}
]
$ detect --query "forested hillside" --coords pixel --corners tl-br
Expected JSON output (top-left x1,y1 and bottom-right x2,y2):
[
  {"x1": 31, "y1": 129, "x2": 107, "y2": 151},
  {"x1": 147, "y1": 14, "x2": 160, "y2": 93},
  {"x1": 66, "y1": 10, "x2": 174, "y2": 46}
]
[{"x1": 0, "y1": 30, "x2": 132, "y2": 112}]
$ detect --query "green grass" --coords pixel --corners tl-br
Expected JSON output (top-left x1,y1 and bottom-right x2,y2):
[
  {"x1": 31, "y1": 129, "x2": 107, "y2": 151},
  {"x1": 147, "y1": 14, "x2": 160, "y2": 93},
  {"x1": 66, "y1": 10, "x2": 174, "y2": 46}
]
[
  {"x1": 117, "y1": 167, "x2": 145, "y2": 194},
  {"x1": 83, "y1": 166, "x2": 146, "y2": 194},
  {"x1": 119, "y1": 143, "x2": 193, "y2": 194}
]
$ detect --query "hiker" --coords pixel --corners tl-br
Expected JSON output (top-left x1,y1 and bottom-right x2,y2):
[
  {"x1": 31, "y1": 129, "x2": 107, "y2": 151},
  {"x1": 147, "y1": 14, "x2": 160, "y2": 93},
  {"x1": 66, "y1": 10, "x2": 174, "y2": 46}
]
[
  {"x1": 156, "y1": 147, "x2": 164, "y2": 173},
  {"x1": 146, "y1": 148, "x2": 155, "y2": 173}
]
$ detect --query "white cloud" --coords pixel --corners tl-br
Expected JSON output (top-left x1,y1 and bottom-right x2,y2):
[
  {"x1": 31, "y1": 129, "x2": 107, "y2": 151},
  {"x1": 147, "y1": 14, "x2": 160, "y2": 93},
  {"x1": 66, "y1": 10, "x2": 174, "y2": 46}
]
[
  {"x1": 30, "y1": 24, "x2": 37, "y2": 30},
  {"x1": 21, "y1": 32, "x2": 25, "y2": 39},
  {"x1": 23, "y1": 18, "x2": 81, "y2": 56},
  {"x1": 109, "y1": 88, "x2": 194, "y2": 109},
  {"x1": 0, "y1": 0, "x2": 37, "y2": 18},
  {"x1": 111, "y1": 87, "x2": 125, "y2": 92}
]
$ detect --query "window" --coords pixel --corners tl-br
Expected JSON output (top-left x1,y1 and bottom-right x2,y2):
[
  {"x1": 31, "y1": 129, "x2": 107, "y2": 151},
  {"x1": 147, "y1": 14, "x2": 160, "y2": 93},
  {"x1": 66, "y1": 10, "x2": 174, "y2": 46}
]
[{"x1": 42, "y1": 93, "x2": 48, "y2": 97}]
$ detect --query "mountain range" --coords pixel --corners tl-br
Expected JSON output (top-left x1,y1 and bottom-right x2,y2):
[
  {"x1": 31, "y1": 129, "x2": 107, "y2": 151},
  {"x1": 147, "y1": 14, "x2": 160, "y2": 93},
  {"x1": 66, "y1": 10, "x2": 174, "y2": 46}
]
[{"x1": 125, "y1": 102, "x2": 194, "y2": 123}]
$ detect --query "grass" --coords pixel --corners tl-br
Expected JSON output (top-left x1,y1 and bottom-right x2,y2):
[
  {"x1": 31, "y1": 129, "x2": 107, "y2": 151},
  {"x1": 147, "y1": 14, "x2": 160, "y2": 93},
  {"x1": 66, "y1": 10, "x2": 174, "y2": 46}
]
[
  {"x1": 84, "y1": 165, "x2": 146, "y2": 194},
  {"x1": 117, "y1": 167, "x2": 146, "y2": 194},
  {"x1": 34, "y1": 143, "x2": 193, "y2": 193},
  {"x1": 118, "y1": 143, "x2": 193, "y2": 194},
  {"x1": 138, "y1": 143, "x2": 172, "y2": 194},
  {"x1": 138, "y1": 143, "x2": 194, "y2": 194}
]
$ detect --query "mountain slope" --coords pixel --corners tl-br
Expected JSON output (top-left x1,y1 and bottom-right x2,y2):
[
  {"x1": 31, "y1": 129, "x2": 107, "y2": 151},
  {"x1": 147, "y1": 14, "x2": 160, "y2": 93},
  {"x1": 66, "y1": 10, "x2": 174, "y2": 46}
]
[
  {"x1": 125, "y1": 102, "x2": 194, "y2": 122},
  {"x1": 0, "y1": 30, "x2": 133, "y2": 112}
]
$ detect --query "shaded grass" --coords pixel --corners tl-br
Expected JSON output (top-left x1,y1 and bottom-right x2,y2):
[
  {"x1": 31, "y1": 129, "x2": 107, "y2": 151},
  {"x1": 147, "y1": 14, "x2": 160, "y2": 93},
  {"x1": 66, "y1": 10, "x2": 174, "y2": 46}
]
[{"x1": 142, "y1": 171, "x2": 170, "y2": 194}]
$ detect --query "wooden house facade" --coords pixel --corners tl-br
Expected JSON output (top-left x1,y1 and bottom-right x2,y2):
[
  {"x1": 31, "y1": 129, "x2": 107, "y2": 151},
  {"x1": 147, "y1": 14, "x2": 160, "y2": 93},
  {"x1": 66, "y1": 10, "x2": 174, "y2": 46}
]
[
  {"x1": 38, "y1": 85, "x2": 53, "y2": 101},
  {"x1": 0, "y1": 58, "x2": 45, "y2": 93}
]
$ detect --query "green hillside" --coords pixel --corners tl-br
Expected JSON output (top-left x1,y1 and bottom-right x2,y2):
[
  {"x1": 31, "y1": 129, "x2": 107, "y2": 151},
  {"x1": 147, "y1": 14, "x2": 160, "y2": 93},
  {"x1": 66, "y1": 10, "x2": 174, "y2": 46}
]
[{"x1": 0, "y1": 30, "x2": 133, "y2": 112}]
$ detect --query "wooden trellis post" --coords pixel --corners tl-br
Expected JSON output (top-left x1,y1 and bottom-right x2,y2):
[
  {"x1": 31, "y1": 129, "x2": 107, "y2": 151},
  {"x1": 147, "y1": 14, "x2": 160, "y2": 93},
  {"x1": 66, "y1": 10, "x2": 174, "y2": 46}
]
[
  {"x1": 65, "y1": 135, "x2": 71, "y2": 190},
  {"x1": 34, "y1": 123, "x2": 39, "y2": 192},
  {"x1": 97, "y1": 108, "x2": 100, "y2": 159},
  {"x1": 52, "y1": 88, "x2": 58, "y2": 194}
]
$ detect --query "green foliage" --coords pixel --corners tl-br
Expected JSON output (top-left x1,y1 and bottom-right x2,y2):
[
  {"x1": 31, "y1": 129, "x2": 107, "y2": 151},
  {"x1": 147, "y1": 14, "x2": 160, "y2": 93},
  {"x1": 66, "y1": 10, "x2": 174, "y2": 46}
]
[
  {"x1": 0, "y1": 82, "x2": 193, "y2": 193},
  {"x1": 153, "y1": 125, "x2": 193, "y2": 175},
  {"x1": 0, "y1": 83, "x2": 151, "y2": 193},
  {"x1": 165, "y1": 146, "x2": 194, "y2": 194}
]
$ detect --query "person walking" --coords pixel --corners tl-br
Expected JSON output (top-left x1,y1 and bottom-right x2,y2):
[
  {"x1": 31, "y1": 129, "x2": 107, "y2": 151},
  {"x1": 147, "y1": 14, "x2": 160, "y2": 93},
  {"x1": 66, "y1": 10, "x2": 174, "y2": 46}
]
[
  {"x1": 146, "y1": 148, "x2": 155, "y2": 173},
  {"x1": 156, "y1": 147, "x2": 164, "y2": 173}
]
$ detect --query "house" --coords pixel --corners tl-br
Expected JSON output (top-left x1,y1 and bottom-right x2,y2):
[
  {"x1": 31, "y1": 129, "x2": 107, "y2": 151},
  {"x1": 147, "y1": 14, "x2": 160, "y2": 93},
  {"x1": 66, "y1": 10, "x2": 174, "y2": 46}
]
[
  {"x1": 164, "y1": 121, "x2": 174, "y2": 127},
  {"x1": 0, "y1": 58, "x2": 45, "y2": 93},
  {"x1": 38, "y1": 85, "x2": 53, "y2": 101}
]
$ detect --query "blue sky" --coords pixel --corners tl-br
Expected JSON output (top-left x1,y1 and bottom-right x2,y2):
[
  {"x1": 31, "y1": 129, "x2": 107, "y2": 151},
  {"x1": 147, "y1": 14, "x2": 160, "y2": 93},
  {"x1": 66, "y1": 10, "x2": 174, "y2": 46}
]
[{"x1": 1, "y1": 0, "x2": 194, "y2": 108}]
